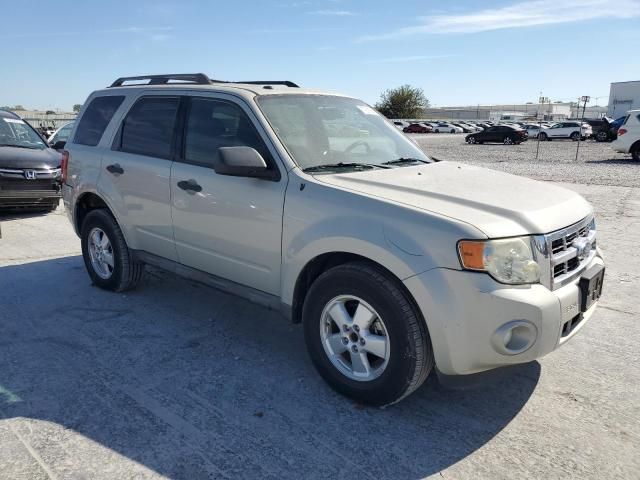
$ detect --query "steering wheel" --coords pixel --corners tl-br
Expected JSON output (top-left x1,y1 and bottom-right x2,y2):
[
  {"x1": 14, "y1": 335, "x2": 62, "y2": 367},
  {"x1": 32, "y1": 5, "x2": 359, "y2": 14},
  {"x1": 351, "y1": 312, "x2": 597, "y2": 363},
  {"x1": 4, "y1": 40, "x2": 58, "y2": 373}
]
[{"x1": 344, "y1": 140, "x2": 372, "y2": 154}]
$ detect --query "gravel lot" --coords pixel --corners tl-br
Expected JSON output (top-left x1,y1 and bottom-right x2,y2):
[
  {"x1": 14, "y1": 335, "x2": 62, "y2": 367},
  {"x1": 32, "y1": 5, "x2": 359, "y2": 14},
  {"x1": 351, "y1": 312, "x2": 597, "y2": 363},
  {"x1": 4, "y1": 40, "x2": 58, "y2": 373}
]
[
  {"x1": 0, "y1": 136, "x2": 638, "y2": 479},
  {"x1": 411, "y1": 134, "x2": 638, "y2": 187}
]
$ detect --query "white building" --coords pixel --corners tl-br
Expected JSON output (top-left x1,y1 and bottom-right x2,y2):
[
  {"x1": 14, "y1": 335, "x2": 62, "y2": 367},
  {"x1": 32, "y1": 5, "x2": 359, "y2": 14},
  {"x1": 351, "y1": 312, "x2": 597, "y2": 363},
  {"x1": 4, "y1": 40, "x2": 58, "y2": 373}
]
[
  {"x1": 422, "y1": 102, "x2": 571, "y2": 121},
  {"x1": 608, "y1": 81, "x2": 640, "y2": 118}
]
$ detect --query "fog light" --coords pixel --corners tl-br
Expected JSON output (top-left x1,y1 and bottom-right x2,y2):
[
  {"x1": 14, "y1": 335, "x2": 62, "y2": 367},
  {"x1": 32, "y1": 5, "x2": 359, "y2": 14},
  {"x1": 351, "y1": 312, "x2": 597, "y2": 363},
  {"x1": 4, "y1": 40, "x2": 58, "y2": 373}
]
[{"x1": 491, "y1": 320, "x2": 537, "y2": 355}]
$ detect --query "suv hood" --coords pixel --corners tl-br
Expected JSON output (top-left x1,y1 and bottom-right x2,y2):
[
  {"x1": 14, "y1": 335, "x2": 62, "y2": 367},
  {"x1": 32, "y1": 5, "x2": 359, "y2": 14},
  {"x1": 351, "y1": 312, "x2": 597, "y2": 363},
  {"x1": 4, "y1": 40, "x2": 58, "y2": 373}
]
[
  {"x1": 0, "y1": 146, "x2": 61, "y2": 169},
  {"x1": 315, "y1": 162, "x2": 592, "y2": 238}
]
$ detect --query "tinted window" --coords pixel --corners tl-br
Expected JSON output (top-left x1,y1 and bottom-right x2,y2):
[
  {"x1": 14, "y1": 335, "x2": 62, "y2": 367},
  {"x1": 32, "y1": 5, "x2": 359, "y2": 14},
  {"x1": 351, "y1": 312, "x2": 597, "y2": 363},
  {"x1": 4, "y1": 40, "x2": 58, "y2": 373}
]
[
  {"x1": 184, "y1": 98, "x2": 272, "y2": 168},
  {"x1": 74, "y1": 96, "x2": 124, "y2": 146},
  {"x1": 119, "y1": 97, "x2": 180, "y2": 158}
]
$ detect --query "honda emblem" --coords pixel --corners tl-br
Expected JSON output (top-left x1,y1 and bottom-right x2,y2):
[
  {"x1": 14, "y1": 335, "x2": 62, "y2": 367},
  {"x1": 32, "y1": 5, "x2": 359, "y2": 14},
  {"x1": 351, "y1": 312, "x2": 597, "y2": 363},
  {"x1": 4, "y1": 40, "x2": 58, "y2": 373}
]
[{"x1": 24, "y1": 170, "x2": 37, "y2": 180}]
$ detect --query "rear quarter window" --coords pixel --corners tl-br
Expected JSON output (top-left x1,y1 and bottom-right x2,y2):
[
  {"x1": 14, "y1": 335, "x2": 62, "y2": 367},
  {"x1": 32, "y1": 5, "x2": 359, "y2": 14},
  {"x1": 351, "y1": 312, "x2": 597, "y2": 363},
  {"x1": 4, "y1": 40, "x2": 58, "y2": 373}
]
[{"x1": 74, "y1": 96, "x2": 124, "y2": 146}]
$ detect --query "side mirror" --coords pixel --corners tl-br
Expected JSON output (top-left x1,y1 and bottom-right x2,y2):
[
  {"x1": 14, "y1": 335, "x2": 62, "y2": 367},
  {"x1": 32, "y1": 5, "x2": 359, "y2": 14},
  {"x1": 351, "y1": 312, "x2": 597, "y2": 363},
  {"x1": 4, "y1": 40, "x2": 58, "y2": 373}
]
[
  {"x1": 214, "y1": 146, "x2": 278, "y2": 180},
  {"x1": 51, "y1": 140, "x2": 66, "y2": 150}
]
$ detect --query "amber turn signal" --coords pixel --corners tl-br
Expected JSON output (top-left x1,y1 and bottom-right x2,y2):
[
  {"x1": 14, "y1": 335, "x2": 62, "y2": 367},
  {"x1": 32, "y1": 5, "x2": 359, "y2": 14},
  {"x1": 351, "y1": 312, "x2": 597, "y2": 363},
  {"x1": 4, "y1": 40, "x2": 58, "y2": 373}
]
[{"x1": 458, "y1": 241, "x2": 486, "y2": 270}]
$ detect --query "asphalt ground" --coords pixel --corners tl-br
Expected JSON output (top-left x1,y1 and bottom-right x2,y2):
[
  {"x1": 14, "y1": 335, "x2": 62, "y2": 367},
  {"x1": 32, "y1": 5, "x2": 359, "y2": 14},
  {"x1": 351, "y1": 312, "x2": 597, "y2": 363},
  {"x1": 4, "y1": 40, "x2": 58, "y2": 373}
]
[{"x1": 0, "y1": 135, "x2": 638, "y2": 479}]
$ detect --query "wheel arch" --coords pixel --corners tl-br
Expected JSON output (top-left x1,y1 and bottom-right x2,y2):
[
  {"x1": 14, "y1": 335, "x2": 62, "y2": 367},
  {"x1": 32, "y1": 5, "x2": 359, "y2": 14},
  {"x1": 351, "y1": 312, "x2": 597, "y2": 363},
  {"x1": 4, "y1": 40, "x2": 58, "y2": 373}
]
[
  {"x1": 74, "y1": 192, "x2": 121, "y2": 237},
  {"x1": 290, "y1": 252, "x2": 423, "y2": 326}
]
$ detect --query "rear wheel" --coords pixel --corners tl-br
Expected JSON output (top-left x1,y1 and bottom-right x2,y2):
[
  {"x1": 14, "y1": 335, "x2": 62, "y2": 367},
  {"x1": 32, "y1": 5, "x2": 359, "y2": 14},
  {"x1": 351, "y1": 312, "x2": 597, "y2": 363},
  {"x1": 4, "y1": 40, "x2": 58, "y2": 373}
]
[
  {"x1": 303, "y1": 262, "x2": 433, "y2": 406},
  {"x1": 596, "y1": 131, "x2": 609, "y2": 142},
  {"x1": 632, "y1": 144, "x2": 640, "y2": 162},
  {"x1": 435, "y1": 129, "x2": 440, "y2": 133},
  {"x1": 503, "y1": 136, "x2": 514, "y2": 145},
  {"x1": 450, "y1": 129, "x2": 455, "y2": 134},
  {"x1": 80, "y1": 209, "x2": 145, "y2": 292}
]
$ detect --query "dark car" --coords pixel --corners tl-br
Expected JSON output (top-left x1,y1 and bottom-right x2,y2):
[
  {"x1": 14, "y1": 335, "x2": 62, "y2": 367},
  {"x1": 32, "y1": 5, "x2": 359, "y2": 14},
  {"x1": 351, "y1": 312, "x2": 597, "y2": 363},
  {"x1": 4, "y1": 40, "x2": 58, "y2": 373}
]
[
  {"x1": 0, "y1": 110, "x2": 62, "y2": 211},
  {"x1": 466, "y1": 125, "x2": 528, "y2": 145},
  {"x1": 403, "y1": 123, "x2": 431, "y2": 133}
]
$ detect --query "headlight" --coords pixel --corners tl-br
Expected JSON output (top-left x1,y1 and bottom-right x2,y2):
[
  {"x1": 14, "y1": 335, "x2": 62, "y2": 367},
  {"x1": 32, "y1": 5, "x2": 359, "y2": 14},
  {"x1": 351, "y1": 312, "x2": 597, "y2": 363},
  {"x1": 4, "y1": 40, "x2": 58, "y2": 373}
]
[{"x1": 458, "y1": 237, "x2": 541, "y2": 284}]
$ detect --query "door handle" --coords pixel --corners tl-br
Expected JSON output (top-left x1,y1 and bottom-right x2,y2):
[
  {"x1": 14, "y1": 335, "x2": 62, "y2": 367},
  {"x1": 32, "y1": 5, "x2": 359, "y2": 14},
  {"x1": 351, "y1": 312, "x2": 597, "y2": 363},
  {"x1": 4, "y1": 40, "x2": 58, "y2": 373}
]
[
  {"x1": 177, "y1": 179, "x2": 202, "y2": 193},
  {"x1": 106, "y1": 164, "x2": 124, "y2": 175}
]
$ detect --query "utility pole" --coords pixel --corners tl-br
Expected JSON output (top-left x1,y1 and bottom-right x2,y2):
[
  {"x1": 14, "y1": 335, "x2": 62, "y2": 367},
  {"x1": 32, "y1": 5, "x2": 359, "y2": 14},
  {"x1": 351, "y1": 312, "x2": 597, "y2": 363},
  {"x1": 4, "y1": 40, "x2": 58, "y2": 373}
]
[
  {"x1": 536, "y1": 94, "x2": 547, "y2": 161},
  {"x1": 575, "y1": 96, "x2": 590, "y2": 162}
]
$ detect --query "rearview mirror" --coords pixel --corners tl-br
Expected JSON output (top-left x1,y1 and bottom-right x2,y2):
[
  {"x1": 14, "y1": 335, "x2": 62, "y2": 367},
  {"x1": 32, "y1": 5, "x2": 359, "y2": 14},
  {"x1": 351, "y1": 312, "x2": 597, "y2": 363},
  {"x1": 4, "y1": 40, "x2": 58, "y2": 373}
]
[
  {"x1": 51, "y1": 140, "x2": 66, "y2": 150},
  {"x1": 214, "y1": 146, "x2": 278, "y2": 180}
]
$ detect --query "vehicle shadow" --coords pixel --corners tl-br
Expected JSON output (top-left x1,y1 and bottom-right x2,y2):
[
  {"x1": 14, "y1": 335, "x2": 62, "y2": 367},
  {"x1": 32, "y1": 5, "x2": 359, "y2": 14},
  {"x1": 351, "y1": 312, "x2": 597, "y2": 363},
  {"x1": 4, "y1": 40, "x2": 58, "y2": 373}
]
[
  {"x1": 585, "y1": 157, "x2": 635, "y2": 165},
  {"x1": 0, "y1": 255, "x2": 540, "y2": 479}
]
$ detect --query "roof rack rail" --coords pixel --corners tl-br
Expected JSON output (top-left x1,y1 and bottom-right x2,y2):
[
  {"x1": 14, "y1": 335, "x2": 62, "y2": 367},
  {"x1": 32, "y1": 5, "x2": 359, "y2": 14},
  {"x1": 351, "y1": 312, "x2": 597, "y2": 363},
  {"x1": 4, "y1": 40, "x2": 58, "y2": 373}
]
[
  {"x1": 233, "y1": 81, "x2": 300, "y2": 88},
  {"x1": 109, "y1": 73, "x2": 212, "y2": 87},
  {"x1": 109, "y1": 74, "x2": 300, "y2": 89}
]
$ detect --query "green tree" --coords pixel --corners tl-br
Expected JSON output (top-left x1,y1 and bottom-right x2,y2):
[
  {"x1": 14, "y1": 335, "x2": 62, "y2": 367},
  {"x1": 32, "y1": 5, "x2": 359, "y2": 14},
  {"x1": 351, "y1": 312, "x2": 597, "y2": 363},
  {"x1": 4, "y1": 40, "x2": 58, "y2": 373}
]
[
  {"x1": 374, "y1": 85, "x2": 429, "y2": 119},
  {"x1": 73, "y1": 104, "x2": 82, "y2": 113}
]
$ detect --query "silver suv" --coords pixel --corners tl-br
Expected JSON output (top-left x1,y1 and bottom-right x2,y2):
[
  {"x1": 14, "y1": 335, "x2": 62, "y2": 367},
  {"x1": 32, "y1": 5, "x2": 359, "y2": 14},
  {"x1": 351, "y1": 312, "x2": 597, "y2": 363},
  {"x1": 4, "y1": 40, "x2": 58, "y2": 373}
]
[{"x1": 62, "y1": 74, "x2": 605, "y2": 406}]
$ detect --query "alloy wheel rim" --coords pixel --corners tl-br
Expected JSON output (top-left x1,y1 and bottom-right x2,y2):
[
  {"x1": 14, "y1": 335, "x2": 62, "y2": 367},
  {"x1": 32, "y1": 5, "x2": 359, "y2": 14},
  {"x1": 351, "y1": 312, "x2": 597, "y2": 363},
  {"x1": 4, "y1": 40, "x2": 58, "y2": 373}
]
[
  {"x1": 88, "y1": 227, "x2": 114, "y2": 279},
  {"x1": 319, "y1": 295, "x2": 390, "y2": 382}
]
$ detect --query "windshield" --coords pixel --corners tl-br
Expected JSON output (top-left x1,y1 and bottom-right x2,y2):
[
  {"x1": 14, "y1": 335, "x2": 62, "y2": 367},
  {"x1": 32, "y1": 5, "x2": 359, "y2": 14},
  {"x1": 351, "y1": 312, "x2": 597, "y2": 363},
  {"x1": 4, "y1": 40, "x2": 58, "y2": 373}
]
[
  {"x1": 0, "y1": 117, "x2": 46, "y2": 149},
  {"x1": 257, "y1": 95, "x2": 429, "y2": 171}
]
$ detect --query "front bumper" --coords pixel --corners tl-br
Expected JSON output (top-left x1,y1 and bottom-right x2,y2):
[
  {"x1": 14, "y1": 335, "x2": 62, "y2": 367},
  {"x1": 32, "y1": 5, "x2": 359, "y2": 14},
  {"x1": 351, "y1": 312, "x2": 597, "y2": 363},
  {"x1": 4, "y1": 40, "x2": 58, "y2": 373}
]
[
  {"x1": 404, "y1": 255, "x2": 604, "y2": 376},
  {"x1": 0, "y1": 189, "x2": 61, "y2": 208}
]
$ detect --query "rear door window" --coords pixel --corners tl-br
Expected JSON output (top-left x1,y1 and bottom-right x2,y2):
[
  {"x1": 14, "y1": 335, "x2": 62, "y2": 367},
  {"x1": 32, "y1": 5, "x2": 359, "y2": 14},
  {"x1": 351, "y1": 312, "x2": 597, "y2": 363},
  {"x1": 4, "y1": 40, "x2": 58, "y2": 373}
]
[
  {"x1": 117, "y1": 97, "x2": 180, "y2": 159},
  {"x1": 74, "y1": 96, "x2": 124, "y2": 146}
]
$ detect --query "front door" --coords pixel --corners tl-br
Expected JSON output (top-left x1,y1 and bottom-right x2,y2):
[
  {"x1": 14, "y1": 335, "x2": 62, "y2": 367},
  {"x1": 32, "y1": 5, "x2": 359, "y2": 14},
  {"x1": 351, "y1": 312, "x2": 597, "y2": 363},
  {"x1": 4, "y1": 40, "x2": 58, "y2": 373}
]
[{"x1": 170, "y1": 95, "x2": 287, "y2": 295}]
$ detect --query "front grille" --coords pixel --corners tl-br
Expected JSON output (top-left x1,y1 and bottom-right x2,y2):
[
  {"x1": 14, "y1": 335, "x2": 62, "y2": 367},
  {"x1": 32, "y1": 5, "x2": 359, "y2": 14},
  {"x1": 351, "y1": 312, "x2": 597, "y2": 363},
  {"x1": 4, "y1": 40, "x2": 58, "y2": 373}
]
[
  {"x1": 545, "y1": 216, "x2": 596, "y2": 289},
  {"x1": 0, "y1": 179, "x2": 57, "y2": 191}
]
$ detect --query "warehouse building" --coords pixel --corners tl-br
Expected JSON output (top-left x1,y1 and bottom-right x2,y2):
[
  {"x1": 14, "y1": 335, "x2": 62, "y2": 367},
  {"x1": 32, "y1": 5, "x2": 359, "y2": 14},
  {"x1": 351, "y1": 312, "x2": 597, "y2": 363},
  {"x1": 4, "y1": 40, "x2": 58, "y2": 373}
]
[
  {"x1": 608, "y1": 81, "x2": 640, "y2": 117},
  {"x1": 422, "y1": 102, "x2": 571, "y2": 121}
]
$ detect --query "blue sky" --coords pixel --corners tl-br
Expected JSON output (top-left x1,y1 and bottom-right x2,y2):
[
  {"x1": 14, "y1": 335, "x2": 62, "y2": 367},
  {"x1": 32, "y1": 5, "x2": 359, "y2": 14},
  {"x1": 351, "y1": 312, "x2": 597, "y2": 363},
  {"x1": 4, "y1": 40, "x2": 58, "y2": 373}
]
[{"x1": 1, "y1": 0, "x2": 639, "y2": 111}]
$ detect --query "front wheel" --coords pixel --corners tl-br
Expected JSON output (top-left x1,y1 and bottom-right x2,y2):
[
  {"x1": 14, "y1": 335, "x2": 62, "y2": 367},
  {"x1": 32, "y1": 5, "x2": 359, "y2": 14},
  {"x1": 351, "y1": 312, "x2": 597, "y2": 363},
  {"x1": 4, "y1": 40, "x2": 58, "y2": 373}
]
[
  {"x1": 467, "y1": 137, "x2": 477, "y2": 144},
  {"x1": 570, "y1": 132, "x2": 580, "y2": 141},
  {"x1": 81, "y1": 209, "x2": 145, "y2": 292},
  {"x1": 450, "y1": 129, "x2": 455, "y2": 134},
  {"x1": 540, "y1": 133, "x2": 549, "y2": 141},
  {"x1": 303, "y1": 262, "x2": 433, "y2": 406}
]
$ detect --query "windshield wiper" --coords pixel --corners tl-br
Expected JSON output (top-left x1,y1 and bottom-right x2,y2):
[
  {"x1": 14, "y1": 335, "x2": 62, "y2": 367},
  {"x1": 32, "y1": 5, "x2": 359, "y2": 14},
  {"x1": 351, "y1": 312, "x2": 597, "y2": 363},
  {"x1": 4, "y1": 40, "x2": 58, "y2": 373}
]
[
  {"x1": 382, "y1": 157, "x2": 429, "y2": 166},
  {"x1": 0, "y1": 144, "x2": 40, "y2": 149},
  {"x1": 302, "y1": 162, "x2": 390, "y2": 173}
]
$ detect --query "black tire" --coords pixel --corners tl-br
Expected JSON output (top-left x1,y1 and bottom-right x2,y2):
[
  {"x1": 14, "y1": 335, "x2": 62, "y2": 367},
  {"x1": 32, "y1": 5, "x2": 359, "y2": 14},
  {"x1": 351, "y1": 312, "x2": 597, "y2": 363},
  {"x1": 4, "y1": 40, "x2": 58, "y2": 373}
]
[
  {"x1": 303, "y1": 262, "x2": 434, "y2": 406},
  {"x1": 570, "y1": 132, "x2": 580, "y2": 141},
  {"x1": 80, "y1": 209, "x2": 144, "y2": 292},
  {"x1": 435, "y1": 129, "x2": 440, "y2": 133},
  {"x1": 503, "y1": 136, "x2": 514, "y2": 145},
  {"x1": 632, "y1": 144, "x2": 640, "y2": 162},
  {"x1": 467, "y1": 137, "x2": 476, "y2": 144},
  {"x1": 540, "y1": 133, "x2": 549, "y2": 141},
  {"x1": 450, "y1": 129, "x2": 455, "y2": 134},
  {"x1": 596, "y1": 131, "x2": 609, "y2": 142}
]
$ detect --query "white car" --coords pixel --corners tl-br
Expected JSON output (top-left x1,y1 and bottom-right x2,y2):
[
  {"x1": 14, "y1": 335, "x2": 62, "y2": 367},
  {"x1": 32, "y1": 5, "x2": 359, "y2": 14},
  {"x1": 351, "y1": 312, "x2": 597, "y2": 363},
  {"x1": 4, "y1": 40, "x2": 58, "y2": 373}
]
[
  {"x1": 522, "y1": 124, "x2": 544, "y2": 138},
  {"x1": 62, "y1": 73, "x2": 604, "y2": 406},
  {"x1": 539, "y1": 121, "x2": 592, "y2": 141},
  {"x1": 48, "y1": 121, "x2": 75, "y2": 147},
  {"x1": 434, "y1": 122, "x2": 463, "y2": 133},
  {"x1": 611, "y1": 109, "x2": 640, "y2": 161}
]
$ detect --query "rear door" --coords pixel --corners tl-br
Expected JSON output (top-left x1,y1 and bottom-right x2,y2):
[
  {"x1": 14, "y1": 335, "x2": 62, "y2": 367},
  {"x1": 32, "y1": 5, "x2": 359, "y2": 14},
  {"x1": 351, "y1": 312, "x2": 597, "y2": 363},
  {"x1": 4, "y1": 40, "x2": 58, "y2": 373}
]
[
  {"x1": 98, "y1": 94, "x2": 180, "y2": 261},
  {"x1": 170, "y1": 94, "x2": 287, "y2": 295}
]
